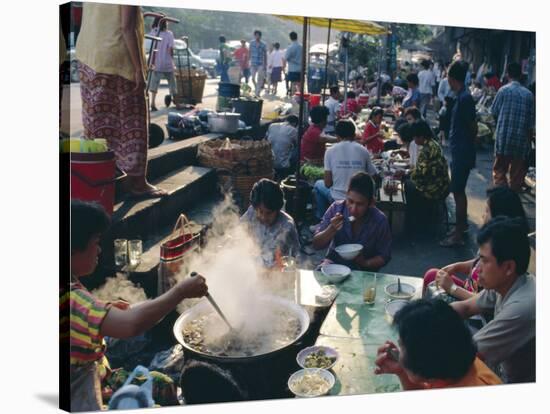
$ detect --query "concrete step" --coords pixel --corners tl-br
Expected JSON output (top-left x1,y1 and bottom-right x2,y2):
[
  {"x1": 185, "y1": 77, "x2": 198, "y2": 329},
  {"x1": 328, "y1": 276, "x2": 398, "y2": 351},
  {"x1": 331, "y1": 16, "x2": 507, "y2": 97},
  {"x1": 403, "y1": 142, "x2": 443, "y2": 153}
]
[
  {"x1": 115, "y1": 194, "x2": 225, "y2": 296},
  {"x1": 110, "y1": 165, "x2": 217, "y2": 240},
  {"x1": 132, "y1": 192, "x2": 222, "y2": 273},
  {"x1": 88, "y1": 165, "x2": 219, "y2": 288},
  {"x1": 114, "y1": 133, "x2": 223, "y2": 201},
  {"x1": 87, "y1": 189, "x2": 223, "y2": 293}
]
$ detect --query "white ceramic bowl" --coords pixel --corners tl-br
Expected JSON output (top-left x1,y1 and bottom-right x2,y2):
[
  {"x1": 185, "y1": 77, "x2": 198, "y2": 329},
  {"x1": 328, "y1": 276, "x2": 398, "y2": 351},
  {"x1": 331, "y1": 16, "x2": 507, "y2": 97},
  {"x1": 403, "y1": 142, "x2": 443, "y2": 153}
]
[
  {"x1": 334, "y1": 244, "x2": 363, "y2": 260},
  {"x1": 385, "y1": 299, "x2": 409, "y2": 323},
  {"x1": 384, "y1": 282, "x2": 416, "y2": 300},
  {"x1": 296, "y1": 346, "x2": 339, "y2": 370},
  {"x1": 288, "y1": 368, "x2": 335, "y2": 398},
  {"x1": 321, "y1": 264, "x2": 351, "y2": 283}
]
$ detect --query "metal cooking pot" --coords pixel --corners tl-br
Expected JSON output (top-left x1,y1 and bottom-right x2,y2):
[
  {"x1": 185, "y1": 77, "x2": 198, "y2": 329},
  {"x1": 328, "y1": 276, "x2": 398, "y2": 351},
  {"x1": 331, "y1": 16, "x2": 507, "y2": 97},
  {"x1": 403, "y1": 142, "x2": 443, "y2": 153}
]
[
  {"x1": 208, "y1": 112, "x2": 241, "y2": 133},
  {"x1": 173, "y1": 295, "x2": 310, "y2": 363}
]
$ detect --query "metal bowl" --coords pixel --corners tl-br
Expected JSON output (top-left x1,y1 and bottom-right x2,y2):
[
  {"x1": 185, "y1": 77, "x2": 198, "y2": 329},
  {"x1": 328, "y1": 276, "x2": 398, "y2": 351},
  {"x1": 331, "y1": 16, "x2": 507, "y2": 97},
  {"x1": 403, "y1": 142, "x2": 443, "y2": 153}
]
[{"x1": 173, "y1": 295, "x2": 310, "y2": 363}]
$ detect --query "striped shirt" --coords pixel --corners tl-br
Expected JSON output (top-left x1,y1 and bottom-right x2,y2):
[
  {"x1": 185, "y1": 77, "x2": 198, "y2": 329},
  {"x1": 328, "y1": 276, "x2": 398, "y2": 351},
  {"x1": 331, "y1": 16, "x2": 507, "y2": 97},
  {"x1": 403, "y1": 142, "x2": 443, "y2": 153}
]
[
  {"x1": 69, "y1": 281, "x2": 111, "y2": 365},
  {"x1": 249, "y1": 39, "x2": 267, "y2": 67},
  {"x1": 491, "y1": 81, "x2": 535, "y2": 159}
]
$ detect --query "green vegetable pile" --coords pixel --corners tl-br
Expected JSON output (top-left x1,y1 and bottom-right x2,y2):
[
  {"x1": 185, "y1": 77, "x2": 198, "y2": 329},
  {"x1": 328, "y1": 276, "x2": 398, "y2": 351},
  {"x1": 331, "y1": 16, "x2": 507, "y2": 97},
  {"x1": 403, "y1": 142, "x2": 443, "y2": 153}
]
[
  {"x1": 301, "y1": 164, "x2": 324, "y2": 181},
  {"x1": 304, "y1": 350, "x2": 337, "y2": 369}
]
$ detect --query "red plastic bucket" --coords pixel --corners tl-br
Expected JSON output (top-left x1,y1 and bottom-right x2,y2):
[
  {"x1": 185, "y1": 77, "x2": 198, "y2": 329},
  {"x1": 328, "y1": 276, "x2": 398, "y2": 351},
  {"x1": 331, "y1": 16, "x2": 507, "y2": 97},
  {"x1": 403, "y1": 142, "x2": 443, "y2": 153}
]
[
  {"x1": 358, "y1": 94, "x2": 369, "y2": 107},
  {"x1": 294, "y1": 92, "x2": 311, "y2": 101},
  {"x1": 70, "y1": 151, "x2": 122, "y2": 216},
  {"x1": 309, "y1": 94, "x2": 321, "y2": 107}
]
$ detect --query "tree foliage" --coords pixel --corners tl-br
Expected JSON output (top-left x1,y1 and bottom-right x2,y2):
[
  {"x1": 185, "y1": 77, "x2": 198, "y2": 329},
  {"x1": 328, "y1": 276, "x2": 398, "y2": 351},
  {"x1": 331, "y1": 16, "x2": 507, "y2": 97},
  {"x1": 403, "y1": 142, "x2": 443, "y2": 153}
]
[
  {"x1": 141, "y1": 6, "x2": 302, "y2": 51},
  {"x1": 392, "y1": 23, "x2": 433, "y2": 47}
]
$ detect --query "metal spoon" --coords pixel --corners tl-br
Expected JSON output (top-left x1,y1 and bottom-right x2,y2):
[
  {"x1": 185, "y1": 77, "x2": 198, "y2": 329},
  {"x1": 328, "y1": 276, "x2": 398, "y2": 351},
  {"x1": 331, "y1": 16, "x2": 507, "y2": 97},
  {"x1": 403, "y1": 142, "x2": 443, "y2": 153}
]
[{"x1": 190, "y1": 271, "x2": 234, "y2": 332}]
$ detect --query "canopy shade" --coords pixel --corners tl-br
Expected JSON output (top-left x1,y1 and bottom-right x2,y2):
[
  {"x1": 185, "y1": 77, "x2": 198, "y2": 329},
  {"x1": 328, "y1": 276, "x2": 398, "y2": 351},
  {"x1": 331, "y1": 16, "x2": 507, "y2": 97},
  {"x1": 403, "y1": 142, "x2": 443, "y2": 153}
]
[{"x1": 276, "y1": 15, "x2": 388, "y2": 35}]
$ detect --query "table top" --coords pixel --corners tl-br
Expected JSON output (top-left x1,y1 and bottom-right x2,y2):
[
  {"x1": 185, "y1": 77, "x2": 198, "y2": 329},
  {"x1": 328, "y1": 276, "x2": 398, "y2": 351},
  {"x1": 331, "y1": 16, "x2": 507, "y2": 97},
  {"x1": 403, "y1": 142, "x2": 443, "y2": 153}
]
[{"x1": 308, "y1": 270, "x2": 423, "y2": 396}]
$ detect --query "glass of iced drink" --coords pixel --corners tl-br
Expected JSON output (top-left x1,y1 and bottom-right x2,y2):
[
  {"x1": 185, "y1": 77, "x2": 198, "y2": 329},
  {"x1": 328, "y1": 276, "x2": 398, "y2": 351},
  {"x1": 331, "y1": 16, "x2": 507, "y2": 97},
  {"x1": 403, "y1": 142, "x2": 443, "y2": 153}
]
[{"x1": 363, "y1": 273, "x2": 377, "y2": 305}]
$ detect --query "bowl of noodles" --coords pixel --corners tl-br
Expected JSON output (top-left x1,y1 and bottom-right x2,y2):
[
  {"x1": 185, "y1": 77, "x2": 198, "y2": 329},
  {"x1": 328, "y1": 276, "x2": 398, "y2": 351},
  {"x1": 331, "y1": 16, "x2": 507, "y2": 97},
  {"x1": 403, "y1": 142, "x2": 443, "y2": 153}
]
[{"x1": 288, "y1": 368, "x2": 335, "y2": 398}]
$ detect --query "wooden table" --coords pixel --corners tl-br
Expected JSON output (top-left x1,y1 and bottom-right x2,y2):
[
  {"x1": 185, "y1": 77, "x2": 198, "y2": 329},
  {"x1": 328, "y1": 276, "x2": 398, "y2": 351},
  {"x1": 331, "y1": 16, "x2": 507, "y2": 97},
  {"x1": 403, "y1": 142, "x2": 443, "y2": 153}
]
[
  {"x1": 310, "y1": 270, "x2": 423, "y2": 396},
  {"x1": 377, "y1": 178, "x2": 407, "y2": 234}
]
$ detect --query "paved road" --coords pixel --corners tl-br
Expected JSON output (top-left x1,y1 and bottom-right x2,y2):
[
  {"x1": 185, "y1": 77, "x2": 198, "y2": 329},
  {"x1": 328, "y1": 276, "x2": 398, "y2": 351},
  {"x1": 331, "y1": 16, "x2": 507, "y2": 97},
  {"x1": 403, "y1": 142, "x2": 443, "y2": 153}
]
[{"x1": 61, "y1": 76, "x2": 291, "y2": 141}]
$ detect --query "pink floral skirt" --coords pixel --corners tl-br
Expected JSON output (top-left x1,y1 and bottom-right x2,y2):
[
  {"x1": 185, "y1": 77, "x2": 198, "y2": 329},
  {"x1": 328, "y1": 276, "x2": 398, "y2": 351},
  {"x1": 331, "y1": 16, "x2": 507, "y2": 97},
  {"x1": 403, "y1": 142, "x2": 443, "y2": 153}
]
[{"x1": 79, "y1": 63, "x2": 148, "y2": 176}]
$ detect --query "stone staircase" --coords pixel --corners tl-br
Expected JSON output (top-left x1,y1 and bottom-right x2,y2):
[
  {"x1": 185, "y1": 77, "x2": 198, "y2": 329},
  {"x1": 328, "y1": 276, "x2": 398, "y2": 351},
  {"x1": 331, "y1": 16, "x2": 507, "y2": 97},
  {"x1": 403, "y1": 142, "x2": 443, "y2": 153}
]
[{"x1": 87, "y1": 134, "x2": 226, "y2": 292}]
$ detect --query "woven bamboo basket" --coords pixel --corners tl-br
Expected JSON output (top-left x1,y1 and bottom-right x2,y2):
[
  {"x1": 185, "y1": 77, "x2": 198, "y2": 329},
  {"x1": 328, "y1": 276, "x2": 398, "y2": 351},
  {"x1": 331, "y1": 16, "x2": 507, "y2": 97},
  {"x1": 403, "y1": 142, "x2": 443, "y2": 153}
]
[
  {"x1": 175, "y1": 69, "x2": 207, "y2": 104},
  {"x1": 232, "y1": 172, "x2": 274, "y2": 207},
  {"x1": 198, "y1": 139, "x2": 273, "y2": 175}
]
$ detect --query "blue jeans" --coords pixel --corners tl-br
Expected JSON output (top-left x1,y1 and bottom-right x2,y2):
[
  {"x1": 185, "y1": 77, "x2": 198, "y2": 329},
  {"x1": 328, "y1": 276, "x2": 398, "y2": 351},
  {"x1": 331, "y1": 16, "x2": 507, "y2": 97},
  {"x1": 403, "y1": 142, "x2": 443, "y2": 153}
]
[
  {"x1": 219, "y1": 64, "x2": 229, "y2": 83},
  {"x1": 420, "y1": 93, "x2": 431, "y2": 118},
  {"x1": 314, "y1": 180, "x2": 334, "y2": 220}
]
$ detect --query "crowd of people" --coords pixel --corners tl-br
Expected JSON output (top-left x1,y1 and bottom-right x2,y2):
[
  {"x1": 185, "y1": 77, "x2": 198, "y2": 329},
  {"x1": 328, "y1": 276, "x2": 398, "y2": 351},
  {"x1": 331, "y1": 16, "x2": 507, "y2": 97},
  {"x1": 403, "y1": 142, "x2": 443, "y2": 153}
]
[
  {"x1": 221, "y1": 30, "x2": 303, "y2": 97},
  {"x1": 69, "y1": 4, "x2": 536, "y2": 408}
]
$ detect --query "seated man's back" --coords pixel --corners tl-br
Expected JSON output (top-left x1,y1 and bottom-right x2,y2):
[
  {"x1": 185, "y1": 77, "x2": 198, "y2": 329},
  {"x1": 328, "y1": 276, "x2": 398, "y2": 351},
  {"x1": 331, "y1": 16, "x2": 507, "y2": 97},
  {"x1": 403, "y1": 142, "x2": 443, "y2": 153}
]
[{"x1": 474, "y1": 273, "x2": 536, "y2": 383}]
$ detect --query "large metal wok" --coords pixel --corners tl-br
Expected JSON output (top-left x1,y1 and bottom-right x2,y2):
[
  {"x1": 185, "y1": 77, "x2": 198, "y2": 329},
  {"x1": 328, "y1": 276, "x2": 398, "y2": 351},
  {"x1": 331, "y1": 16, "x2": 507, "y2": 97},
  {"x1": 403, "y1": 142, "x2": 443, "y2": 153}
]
[{"x1": 173, "y1": 295, "x2": 310, "y2": 363}]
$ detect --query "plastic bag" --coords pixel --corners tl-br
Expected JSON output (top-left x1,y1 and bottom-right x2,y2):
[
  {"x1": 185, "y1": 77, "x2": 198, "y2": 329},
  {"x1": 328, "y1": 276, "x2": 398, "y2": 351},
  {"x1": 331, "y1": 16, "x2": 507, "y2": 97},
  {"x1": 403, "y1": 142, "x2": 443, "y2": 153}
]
[
  {"x1": 148, "y1": 345, "x2": 185, "y2": 383},
  {"x1": 108, "y1": 365, "x2": 154, "y2": 409}
]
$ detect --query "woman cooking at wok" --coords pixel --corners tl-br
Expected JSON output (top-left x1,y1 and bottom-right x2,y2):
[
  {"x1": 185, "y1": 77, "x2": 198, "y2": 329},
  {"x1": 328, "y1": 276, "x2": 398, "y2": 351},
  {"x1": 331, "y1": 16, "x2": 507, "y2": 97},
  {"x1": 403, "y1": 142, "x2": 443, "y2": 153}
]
[
  {"x1": 312, "y1": 172, "x2": 392, "y2": 271},
  {"x1": 240, "y1": 178, "x2": 301, "y2": 269},
  {"x1": 66, "y1": 200, "x2": 208, "y2": 412}
]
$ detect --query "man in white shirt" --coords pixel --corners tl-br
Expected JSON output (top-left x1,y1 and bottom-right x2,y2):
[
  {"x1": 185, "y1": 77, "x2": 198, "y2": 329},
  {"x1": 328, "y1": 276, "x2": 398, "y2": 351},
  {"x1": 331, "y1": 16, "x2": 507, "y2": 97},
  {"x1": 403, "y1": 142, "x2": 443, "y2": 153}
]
[
  {"x1": 418, "y1": 60, "x2": 436, "y2": 118},
  {"x1": 313, "y1": 119, "x2": 378, "y2": 220},
  {"x1": 266, "y1": 115, "x2": 299, "y2": 180},
  {"x1": 268, "y1": 42, "x2": 285, "y2": 95},
  {"x1": 324, "y1": 86, "x2": 341, "y2": 134}
]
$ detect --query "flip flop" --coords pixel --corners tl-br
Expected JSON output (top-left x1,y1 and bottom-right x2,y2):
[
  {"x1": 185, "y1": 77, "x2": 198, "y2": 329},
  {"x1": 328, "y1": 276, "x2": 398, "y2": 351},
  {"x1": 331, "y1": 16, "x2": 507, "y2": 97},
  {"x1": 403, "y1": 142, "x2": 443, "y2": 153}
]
[{"x1": 439, "y1": 236, "x2": 465, "y2": 248}]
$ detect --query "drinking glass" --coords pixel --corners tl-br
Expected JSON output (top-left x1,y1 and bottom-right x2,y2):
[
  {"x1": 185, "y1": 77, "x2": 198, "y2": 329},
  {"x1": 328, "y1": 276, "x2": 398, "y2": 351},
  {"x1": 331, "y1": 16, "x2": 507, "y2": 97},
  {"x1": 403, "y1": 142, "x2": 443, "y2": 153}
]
[
  {"x1": 114, "y1": 239, "x2": 128, "y2": 268},
  {"x1": 363, "y1": 273, "x2": 377, "y2": 305},
  {"x1": 128, "y1": 239, "x2": 143, "y2": 267}
]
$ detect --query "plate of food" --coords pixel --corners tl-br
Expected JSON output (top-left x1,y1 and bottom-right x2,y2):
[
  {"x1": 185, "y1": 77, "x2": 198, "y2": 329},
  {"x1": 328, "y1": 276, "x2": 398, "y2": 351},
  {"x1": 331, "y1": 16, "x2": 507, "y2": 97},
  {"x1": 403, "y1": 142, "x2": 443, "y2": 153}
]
[
  {"x1": 297, "y1": 346, "x2": 339, "y2": 370},
  {"x1": 288, "y1": 368, "x2": 335, "y2": 398}
]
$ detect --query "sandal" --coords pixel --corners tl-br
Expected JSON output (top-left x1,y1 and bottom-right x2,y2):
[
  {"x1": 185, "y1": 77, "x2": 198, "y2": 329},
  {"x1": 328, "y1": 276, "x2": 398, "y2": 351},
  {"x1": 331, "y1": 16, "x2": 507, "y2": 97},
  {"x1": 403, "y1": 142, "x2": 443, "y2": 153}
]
[
  {"x1": 128, "y1": 186, "x2": 168, "y2": 200},
  {"x1": 445, "y1": 224, "x2": 470, "y2": 237},
  {"x1": 439, "y1": 236, "x2": 465, "y2": 248}
]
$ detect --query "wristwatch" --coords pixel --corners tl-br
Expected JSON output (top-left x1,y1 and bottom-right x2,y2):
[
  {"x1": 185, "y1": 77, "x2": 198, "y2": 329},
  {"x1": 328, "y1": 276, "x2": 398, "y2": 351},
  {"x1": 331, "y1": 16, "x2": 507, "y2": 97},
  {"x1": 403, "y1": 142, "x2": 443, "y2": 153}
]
[{"x1": 449, "y1": 284, "x2": 458, "y2": 295}]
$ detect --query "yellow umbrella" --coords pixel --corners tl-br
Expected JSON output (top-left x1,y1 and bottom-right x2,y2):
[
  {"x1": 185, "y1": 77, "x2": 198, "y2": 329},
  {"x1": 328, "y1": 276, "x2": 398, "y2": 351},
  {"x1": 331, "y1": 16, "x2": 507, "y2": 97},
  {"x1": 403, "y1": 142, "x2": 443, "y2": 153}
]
[{"x1": 276, "y1": 15, "x2": 388, "y2": 35}]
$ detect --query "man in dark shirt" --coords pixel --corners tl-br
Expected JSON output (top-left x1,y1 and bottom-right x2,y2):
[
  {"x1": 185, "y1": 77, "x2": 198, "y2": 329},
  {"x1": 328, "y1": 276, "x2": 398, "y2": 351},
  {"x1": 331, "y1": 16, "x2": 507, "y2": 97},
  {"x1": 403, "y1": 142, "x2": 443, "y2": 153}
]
[{"x1": 441, "y1": 60, "x2": 477, "y2": 247}]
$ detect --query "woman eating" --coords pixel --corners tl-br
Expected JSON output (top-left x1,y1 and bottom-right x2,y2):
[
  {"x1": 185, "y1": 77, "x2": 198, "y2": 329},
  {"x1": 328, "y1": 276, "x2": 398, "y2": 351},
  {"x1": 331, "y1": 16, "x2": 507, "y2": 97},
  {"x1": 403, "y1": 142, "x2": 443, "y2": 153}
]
[
  {"x1": 312, "y1": 172, "x2": 391, "y2": 271},
  {"x1": 240, "y1": 179, "x2": 300, "y2": 268},
  {"x1": 422, "y1": 186, "x2": 528, "y2": 299},
  {"x1": 361, "y1": 107, "x2": 385, "y2": 155}
]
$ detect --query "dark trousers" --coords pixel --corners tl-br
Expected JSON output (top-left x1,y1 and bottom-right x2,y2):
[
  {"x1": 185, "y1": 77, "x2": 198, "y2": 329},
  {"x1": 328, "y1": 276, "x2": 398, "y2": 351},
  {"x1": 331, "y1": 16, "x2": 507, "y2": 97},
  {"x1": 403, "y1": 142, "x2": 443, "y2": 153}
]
[
  {"x1": 493, "y1": 154, "x2": 528, "y2": 192},
  {"x1": 404, "y1": 179, "x2": 441, "y2": 231}
]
